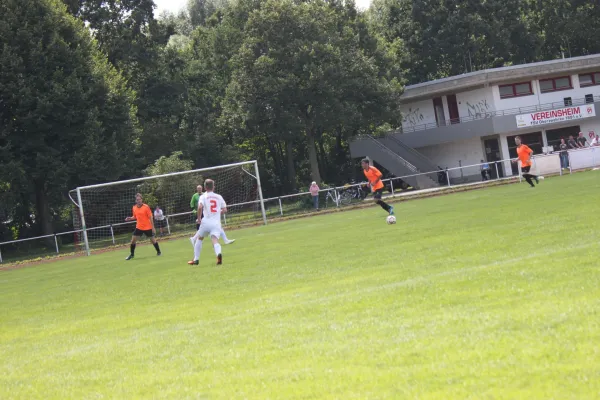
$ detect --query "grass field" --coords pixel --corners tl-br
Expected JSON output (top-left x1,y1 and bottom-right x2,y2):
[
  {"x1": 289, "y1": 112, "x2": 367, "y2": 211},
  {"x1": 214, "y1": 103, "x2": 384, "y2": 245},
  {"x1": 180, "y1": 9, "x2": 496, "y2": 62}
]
[{"x1": 1, "y1": 172, "x2": 599, "y2": 399}]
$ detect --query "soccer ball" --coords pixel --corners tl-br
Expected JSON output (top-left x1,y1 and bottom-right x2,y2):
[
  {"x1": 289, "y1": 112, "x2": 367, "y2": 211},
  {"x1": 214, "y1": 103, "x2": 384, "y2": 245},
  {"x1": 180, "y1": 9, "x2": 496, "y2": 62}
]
[{"x1": 386, "y1": 215, "x2": 396, "y2": 225}]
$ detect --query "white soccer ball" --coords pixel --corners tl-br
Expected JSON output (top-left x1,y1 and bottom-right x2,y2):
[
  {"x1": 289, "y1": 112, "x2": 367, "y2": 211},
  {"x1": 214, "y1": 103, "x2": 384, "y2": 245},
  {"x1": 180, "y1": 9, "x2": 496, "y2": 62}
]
[{"x1": 386, "y1": 215, "x2": 396, "y2": 225}]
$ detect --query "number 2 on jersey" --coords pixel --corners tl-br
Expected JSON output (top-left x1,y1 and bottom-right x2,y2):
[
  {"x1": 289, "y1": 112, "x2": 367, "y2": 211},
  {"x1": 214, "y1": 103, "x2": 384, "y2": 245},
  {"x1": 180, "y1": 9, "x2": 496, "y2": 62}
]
[{"x1": 210, "y1": 199, "x2": 217, "y2": 213}]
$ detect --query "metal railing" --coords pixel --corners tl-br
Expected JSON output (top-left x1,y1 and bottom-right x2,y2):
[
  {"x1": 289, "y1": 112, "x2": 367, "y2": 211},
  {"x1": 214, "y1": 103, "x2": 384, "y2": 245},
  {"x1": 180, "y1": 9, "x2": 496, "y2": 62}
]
[
  {"x1": 363, "y1": 135, "x2": 419, "y2": 173},
  {"x1": 2, "y1": 147, "x2": 600, "y2": 263},
  {"x1": 398, "y1": 95, "x2": 600, "y2": 134}
]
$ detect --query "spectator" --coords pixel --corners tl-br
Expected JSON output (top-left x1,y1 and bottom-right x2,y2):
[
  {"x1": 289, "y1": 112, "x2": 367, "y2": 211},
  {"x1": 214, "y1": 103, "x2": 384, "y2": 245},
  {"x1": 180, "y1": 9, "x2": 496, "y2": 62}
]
[
  {"x1": 309, "y1": 181, "x2": 320, "y2": 210},
  {"x1": 154, "y1": 206, "x2": 166, "y2": 236},
  {"x1": 559, "y1": 138, "x2": 569, "y2": 170},
  {"x1": 480, "y1": 160, "x2": 491, "y2": 181},
  {"x1": 577, "y1": 132, "x2": 588, "y2": 148},
  {"x1": 590, "y1": 134, "x2": 599, "y2": 147},
  {"x1": 568, "y1": 135, "x2": 579, "y2": 149}
]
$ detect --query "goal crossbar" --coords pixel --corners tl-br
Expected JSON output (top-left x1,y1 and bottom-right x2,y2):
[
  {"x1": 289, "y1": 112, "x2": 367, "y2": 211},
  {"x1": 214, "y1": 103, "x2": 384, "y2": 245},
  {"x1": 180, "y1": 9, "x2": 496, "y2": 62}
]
[{"x1": 75, "y1": 160, "x2": 259, "y2": 191}]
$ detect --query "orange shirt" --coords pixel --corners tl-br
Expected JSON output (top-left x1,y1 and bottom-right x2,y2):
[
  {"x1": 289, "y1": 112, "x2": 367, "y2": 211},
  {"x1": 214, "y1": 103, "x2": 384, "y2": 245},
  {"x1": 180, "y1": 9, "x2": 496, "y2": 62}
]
[
  {"x1": 517, "y1": 144, "x2": 533, "y2": 167},
  {"x1": 363, "y1": 166, "x2": 384, "y2": 192},
  {"x1": 132, "y1": 204, "x2": 153, "y2": 230}
]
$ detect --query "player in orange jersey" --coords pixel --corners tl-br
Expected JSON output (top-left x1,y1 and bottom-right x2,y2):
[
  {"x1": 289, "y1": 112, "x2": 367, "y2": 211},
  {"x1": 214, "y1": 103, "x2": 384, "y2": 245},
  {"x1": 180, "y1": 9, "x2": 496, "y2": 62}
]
[
  {"x1": 512, "y1": 136, "x2": 544, "y2": 188},
  {"x1": 124, "y1": 193, "x2": 161, "y2": 260},
  {"x1": 361, "y1": 159, "x2": 394, "y2": 215}
]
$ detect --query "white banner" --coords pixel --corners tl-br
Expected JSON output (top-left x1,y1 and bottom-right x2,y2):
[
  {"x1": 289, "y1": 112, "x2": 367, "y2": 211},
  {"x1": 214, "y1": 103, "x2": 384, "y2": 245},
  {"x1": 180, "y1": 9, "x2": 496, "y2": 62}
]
[{"x1": 516, "y1": 104, "x2": 596, "y2": 128}]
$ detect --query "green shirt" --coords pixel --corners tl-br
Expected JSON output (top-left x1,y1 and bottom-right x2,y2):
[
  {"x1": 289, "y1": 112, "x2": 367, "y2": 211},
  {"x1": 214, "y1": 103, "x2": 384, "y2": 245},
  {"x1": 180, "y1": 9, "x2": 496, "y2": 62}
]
[{"x1": 190, "y1": 193, "x2": 200, "y2": 215}]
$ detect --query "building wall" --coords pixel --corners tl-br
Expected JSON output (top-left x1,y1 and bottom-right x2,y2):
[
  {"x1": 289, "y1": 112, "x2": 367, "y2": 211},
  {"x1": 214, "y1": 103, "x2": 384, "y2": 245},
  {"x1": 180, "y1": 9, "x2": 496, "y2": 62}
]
[
  {"x1": 537, "y1": 74, "x2": 600, "y2": 104},
  {"x1": 415, "y1": 137, "x2": 485, "y2": 178},
  {"x1": 400, "y1": 99, "x2": 436, "y2": 130},
  {"x1": 456, "y1": 87, "x2": 496, "y2": 119},
  {"x1": 489, "y1": 72, "x2": 600, "y2": 110},
  {"x1": 576, "y1": 119, "x2": 600, "y2": 140},
  {"x1": 491, "y1": 83, "x2": 540, "y2": 110}
]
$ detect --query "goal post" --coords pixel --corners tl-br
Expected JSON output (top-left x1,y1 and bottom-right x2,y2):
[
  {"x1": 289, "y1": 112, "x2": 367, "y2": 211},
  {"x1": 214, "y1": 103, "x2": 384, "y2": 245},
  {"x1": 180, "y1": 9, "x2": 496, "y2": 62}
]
[{"x1": 70, "y1": 160, "x2": 267, "y2": 255}]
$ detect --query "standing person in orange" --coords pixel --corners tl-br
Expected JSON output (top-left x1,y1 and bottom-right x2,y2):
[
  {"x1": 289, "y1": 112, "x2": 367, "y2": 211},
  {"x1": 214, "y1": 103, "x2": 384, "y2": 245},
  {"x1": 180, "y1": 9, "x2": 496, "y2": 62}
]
[
  {"x1": 124, "y1": 193, "x2": 161, "y2": 260},
  {"x1": 512, "y1": 136, "x2": 544, "y2": 188},
  {"x1": 361, "y1": 159, "x2": 394, "y2": 215}
]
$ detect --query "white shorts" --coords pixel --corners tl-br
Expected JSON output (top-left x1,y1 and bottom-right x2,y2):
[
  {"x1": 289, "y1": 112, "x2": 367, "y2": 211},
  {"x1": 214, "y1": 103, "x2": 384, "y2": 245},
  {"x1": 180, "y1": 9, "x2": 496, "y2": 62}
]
[{"x1": 197, "y1": 222, "x2": 221, "y2": 239}]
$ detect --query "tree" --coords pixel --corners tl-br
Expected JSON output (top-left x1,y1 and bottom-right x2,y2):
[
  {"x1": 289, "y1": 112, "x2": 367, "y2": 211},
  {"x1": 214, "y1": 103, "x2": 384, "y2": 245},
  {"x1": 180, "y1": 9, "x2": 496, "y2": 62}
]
[
  {"x1": 369, "y1": 0, "x2": 541, "y2": 83},
  {"x1": 528, "y1": 0, "x2": 600, "y2": 59},
  {"x1": 0, "y1": 0, "x2": 139, "y2": 238},
  {"x1": 223, "y1": 0, "x2": 403, "y2": 184}
]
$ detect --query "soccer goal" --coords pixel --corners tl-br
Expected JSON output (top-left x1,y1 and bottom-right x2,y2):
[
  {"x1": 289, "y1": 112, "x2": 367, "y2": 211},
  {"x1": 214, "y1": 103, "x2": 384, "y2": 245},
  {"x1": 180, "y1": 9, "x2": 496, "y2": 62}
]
[{"x1": 69, "y1": 160, "x2": 267, "y2": 256}]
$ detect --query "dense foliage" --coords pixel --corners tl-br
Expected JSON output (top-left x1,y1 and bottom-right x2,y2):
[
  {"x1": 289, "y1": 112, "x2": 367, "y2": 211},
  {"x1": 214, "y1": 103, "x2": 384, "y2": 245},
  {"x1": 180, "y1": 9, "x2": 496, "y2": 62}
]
[{"x1": 1, "y1": 0, "x2": 598, "y2": 239}]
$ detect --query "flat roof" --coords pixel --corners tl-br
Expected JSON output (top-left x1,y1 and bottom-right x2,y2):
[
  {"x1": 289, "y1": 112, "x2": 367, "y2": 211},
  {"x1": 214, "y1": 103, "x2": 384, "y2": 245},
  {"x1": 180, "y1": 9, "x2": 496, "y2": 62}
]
[{"x1": 402, "y1": 54, "x2": 600, "y2": 103}]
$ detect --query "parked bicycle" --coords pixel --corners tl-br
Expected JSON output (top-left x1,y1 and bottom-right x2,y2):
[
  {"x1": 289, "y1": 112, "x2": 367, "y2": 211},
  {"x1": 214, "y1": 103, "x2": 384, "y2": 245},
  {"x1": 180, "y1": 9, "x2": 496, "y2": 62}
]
[{"x1": 338, "y1": 181, "x2": 369, "y2": 205}]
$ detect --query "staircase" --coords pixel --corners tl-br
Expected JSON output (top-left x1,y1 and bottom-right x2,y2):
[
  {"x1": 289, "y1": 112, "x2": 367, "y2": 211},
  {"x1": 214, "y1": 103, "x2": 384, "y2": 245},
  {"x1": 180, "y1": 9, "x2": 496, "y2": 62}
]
[{"x1": 349, "y1": 135, "x2": 439, "y2": 190}]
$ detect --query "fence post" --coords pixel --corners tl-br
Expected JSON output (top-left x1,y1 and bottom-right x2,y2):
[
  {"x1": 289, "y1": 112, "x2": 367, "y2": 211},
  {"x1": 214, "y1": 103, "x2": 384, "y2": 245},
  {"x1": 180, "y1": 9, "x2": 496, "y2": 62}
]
[
  {"x1": 446, "y1": 170, "x2": 451, "y2": 187},
  {"x1": 390, "y1": 179, "x2": 395, "y2": 194},
  {"x1": 223, "y1": 213, "x2": 227, "y2": 226},
  {"x1": 110, "y1": 225, "x2": 116, "y2": 244},
  {"x1": 165, "y1": 218, "x2": 171, "y2": 235},
  {"x1": 495, "y1": 162, "x2": 500, "y2": 180},
  {"x1": 335, "y1": 189, "x2": 340, "y2": 207},
  {"x1": 278, "y1": 197, "x2": 283, "y2": 216},
  {"x1": 0, "y1": 246, "x2": 3, "y2": 263},
  {"x1": 569, "y1": 152, "x2": 573, "y2": 174},
  {"x1": 54, "y1": 235, "x2": 59, "y2": 254}
]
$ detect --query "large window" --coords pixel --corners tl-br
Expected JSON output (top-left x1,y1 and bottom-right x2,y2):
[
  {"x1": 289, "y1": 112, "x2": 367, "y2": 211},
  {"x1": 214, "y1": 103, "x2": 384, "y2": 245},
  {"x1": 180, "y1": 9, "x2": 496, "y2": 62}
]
[
  {"x1": 579, "y1": 72, "x2": 600, "y2": 87},
  {"x1": 499, "y1": 82, "x2": 533, "y2": 99},
  {"x1": 539, "y1": 76, "x2": 572, "y2": 93}
]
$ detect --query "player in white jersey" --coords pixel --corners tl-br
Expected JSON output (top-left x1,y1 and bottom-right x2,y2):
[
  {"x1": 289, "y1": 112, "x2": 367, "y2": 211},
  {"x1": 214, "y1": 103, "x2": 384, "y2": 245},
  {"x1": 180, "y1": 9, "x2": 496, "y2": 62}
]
[
  {"x1": 190, "y1": 184, "x2": 235, "y2": 245},
  {"x1": 188, "y1": 179, "x2": 227, "y2": 266}
]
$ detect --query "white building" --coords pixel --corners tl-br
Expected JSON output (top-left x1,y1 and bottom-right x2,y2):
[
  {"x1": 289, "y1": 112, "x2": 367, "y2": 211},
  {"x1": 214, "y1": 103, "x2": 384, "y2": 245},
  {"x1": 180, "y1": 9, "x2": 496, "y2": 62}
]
[{"x1": 350, "y1": 54, "x2": 600, "y2": 187}]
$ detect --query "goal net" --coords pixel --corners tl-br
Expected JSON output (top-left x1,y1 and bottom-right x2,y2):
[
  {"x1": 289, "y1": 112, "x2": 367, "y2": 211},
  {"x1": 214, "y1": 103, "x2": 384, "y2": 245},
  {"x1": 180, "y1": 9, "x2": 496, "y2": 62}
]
[{"x1": 69, "y1": 161, "x2": 266, "y2": 255}]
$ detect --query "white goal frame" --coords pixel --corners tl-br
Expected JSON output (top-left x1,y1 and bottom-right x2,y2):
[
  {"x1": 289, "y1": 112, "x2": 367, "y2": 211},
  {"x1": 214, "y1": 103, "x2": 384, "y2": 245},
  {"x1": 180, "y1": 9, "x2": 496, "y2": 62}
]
[{"x1": 71, "y1": 160, "x2": 267, "y2": 256}]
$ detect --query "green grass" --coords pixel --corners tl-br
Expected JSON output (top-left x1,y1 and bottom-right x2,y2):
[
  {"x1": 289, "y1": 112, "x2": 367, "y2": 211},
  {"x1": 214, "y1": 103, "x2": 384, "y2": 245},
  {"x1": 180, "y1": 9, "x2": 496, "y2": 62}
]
[{"x1": 1, "y1": 172, "x2": 600, "y2": 399}]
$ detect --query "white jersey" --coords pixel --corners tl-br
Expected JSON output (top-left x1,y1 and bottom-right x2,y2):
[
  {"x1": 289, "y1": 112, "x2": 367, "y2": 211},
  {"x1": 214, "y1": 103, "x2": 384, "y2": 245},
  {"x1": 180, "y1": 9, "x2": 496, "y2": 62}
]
[
  {"x1": 154, "y1": 209, "x2": 165, "y2": 221},
  {"x1": 199, "y1": 192, "x2": 226, "y2": 225}
]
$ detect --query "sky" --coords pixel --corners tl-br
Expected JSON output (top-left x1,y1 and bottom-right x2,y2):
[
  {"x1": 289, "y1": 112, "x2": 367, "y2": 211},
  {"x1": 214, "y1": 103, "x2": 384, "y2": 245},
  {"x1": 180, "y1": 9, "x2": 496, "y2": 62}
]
[{"x1": 154, "y1": 0, "x2": 373, "y2": 16}]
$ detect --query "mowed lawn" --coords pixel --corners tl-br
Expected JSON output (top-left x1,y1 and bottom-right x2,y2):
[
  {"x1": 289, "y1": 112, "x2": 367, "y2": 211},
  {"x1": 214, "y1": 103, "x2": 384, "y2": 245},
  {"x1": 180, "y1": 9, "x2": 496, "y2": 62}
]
[{"x1": 1, "y1": 172, "x2": 599, "y2": 399}]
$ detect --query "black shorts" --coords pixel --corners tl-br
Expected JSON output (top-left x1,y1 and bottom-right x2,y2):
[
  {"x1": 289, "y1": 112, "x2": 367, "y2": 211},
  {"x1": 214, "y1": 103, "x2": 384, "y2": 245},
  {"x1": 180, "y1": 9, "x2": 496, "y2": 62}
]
[
  {"x1": 522, "y1": 166, "x2": 531, "y2": 173},
  {"x1": 133, "y1": 228, "x2": 154, "y2": 237},
  {"x1": 372, "y1": 188, "x2": 384, "y2": 200},
  {"x1": 155, "y1": 219, "x2": 166, "y2": 229}
]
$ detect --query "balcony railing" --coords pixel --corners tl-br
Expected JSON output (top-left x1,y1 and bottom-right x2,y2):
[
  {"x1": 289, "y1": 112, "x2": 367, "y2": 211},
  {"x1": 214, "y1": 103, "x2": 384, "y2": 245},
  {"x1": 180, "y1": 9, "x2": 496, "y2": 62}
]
[{"x1": 398, "y1": 95, "x2": 600, "y2": 134}]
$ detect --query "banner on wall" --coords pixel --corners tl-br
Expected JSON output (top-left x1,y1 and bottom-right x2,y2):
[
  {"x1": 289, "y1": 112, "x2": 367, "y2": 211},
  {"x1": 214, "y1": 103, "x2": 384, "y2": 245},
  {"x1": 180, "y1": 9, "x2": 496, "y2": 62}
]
[{"x1": 516, "y1": 104, "x2": 596, "y2": 128}]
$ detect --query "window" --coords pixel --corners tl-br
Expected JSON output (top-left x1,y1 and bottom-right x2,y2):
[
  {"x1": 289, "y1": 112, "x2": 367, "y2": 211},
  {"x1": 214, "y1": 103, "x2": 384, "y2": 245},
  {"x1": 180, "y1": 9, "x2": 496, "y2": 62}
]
[
  {"x1": 585, "y1": 94, "x2": 594, "y2": 104},
  {"x1": 564, "y1": 97, "x2": 572, "y2": 106},
  {"x1": 539, "y1": 76, "x2": 572, "y2": 93},
  {"x1": 499, "y1": 82, "x2": 533, "y2": 98},
  {"x1": 579, "y1": 72, "x2": 600, "y2": 87}
]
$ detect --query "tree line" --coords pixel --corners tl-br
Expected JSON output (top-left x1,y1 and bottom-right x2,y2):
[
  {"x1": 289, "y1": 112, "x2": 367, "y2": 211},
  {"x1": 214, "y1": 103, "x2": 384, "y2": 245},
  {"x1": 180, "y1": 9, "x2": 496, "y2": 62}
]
[{"x1": 1, "y1": 0, "x2": 599, "y2": 241}]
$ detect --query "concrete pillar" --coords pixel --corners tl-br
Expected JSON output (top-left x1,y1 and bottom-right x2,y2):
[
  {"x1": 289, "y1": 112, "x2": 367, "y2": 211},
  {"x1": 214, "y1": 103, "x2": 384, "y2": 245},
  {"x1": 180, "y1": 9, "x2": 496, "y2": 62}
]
[
  {"x1": 499, "y1": 134, "x2": 513, "y2": 176},
  {"x1": 541, "y1": 129, "x2": 549, "y2": 151}
]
